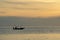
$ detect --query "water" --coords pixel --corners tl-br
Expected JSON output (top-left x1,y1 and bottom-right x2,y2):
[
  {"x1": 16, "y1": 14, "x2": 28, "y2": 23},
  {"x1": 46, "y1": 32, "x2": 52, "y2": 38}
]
[
  {"x1": 0, "y1": 34, "x2": 60, "y2": 40},
  {"x1": 1, "y1": 25, "x2": 60, "y2": 40},
  {"x1": 0, "y1": 25, "x2": 60, "y2": 34}
]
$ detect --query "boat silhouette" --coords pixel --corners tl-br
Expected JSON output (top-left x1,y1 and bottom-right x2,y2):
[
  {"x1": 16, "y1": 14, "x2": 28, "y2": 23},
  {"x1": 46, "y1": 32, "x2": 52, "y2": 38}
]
[{"x1": 13, "y1": 25, "x2": 24, "y2": 30}]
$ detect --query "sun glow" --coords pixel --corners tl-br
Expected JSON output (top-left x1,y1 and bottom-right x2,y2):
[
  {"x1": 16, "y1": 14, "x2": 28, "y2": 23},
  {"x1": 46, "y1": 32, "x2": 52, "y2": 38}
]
[{"x1": 0, "y1": 0, "x2": 60, "y2": 18}]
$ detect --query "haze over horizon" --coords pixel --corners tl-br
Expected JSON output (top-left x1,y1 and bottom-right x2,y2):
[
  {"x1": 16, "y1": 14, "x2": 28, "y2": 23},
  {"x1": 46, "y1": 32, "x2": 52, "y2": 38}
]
[{"x1": 0, "y1": 0, "x2": 60, "y2": 18}]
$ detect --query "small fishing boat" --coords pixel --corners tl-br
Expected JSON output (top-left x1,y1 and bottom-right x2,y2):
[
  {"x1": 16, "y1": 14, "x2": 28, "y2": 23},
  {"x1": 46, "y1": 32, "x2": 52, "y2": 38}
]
[{"x1": 13, "y1": 25, "x2": 24, "y2": 30}]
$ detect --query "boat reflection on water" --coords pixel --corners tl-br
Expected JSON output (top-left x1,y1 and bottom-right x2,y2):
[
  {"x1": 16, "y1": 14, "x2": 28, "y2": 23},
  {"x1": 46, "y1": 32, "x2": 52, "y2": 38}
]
[{"x1": 13, "y1": 25, "x2": 25, "y2": 30}]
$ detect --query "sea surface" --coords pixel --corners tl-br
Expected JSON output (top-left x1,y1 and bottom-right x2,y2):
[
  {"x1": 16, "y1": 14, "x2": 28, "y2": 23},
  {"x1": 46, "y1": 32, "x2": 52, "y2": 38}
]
[
  {"x1": 0, "y1": 34, "x2": 60, "y2": 40},
  {"x1": 0, "y1": 25, "x2": 60, "y2": 34},
  {"x1": 0, "y1": 25, "x2": 60, "y2": 40}
]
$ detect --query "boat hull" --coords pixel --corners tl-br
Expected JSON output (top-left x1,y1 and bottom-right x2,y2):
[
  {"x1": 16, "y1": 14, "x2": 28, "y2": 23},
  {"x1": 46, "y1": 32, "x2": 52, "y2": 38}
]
[{"x1": 13, "y1": 27, "x2": 24, "y2": 30}]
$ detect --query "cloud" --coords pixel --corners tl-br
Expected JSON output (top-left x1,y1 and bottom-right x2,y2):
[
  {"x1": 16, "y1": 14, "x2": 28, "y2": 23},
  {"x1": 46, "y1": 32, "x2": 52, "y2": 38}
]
[
  {"x1": 12, "y1": 7, "x2": 40, "y2": 10},
  {"x1": 2, "y1": 0, "x2": 56, "y2": 5},
  {"x1": 0, "y1": 11, "x2": 6, "y2": 14},
  {"x1": 2, "y1": 1, "x2": 28, "y2": 5}
]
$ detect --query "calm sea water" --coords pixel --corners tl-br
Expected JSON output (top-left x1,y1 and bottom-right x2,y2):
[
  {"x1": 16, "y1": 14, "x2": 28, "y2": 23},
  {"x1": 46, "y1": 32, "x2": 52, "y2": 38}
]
[
  {"x1": 0, "y1": 25, "x2": 60, "y2": 40},
  {"x1": 0, "y1": 25, "x2": 60, "y2": 34}
]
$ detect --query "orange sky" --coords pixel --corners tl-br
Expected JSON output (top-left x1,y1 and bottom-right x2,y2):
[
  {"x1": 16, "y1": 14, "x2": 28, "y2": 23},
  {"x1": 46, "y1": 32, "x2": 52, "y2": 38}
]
[{"x1": 0, "y1": 0, "x2": 60, "y2": 18}]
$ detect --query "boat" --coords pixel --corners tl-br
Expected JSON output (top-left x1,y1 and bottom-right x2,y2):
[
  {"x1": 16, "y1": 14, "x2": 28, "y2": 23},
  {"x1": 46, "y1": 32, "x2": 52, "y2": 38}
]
[{"x1": 13, "y1": 25, "x2": 24, "y2": 30}]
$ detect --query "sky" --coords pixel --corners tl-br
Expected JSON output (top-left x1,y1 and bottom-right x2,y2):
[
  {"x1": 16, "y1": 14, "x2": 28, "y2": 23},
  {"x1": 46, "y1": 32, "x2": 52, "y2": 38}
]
[{"x1": 0, "y1": 0, "x2": 60, "y2": 18}]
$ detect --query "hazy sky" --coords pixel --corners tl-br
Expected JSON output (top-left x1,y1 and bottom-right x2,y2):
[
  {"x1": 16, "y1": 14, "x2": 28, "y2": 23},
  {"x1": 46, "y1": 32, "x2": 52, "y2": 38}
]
[{"x1": 0, "y1": 0, "x2": 60, "y2": 18}]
